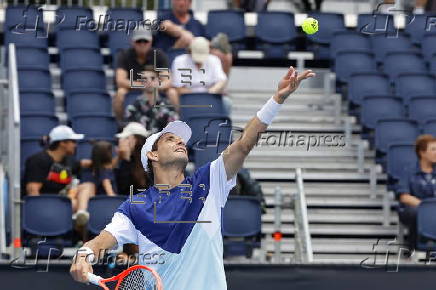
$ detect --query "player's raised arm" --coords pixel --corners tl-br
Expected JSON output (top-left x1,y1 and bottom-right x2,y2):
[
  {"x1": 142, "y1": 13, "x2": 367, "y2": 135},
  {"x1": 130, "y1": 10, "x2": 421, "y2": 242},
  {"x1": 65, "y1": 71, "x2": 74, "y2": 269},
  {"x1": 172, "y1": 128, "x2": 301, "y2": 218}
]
[{"x1": 222, "y1": 66, "x2": 316, "y2": 180}]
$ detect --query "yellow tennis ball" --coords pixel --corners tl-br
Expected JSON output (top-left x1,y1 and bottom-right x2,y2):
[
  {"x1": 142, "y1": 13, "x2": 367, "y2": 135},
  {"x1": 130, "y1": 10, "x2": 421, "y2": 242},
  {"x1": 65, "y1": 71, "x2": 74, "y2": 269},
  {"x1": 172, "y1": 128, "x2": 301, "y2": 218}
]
[{"x1": 302, "y1": 17, "x2": 319, "y2": 35}]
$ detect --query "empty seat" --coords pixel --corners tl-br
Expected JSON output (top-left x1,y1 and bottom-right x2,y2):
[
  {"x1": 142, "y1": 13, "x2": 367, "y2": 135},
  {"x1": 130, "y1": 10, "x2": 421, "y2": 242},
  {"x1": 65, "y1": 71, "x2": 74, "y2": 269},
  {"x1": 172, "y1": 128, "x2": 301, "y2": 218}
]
[
  {"x1": 15, "y1": 47, "x2": 49, "y2": 69},
  {"x1": 185, "y1": 114, "x2": 233, "y2": 148},
  {"x1": 71, "y1": 115, "x2": 117, "y2": 139},
  {"x1": 421, "y1": 34, "x2": 436, "y2": 61},
  {"x1": 408, "y1": 95, "x2": 436, "y2": 126},
  {"x1": 5, "y1": 5, "x2": 44, "y2": 30},
  {"x1": 416, "y1": 198, "x2": 436, "y2": 251},
  {"x1": 387, "y1": 143, "x2": 416, "y2": 181},
  {"x1": 20, "y1": 90, "x2": 55, "y2": 114},
  {"x1": 108, "y1": 31, "x2": 132, "y2": 61},
  {"x1": 206, "y1": 10, "x2": 245, "y2": 51},
  {"x1": 334, "y1": 50, "x2": 377, "y2": 83},
  {"x1": 357, "y1": 13, "x2": 396, "y2": 35},
  {"x1": 375, "y1": 119, "x2": 419, "y2": 154},
  {"x1": 88, "y1": 196, "x2": 126, "y2": 235},
  {"x1": 423, "y1": 119, "x2": 436, "y2": 135},
  {"x1": 361, "y1": 95, "x2": 404, "y2": 129},
  {"x1": 62, "y1": 69, "x2": 106, "y2": 94},
  {"x1": 67, "y1": 92, "x2": 112, "y2": 118},
  {"x1": 18, "y1": 68, "x2": 51, "y2": 90},
  {"x1": 348, "y1": 72, "x2": 390, "y2": 106},
  {"x1": 383, "y1": 52, "x2": 427, "y2": 83},
  {"x1": 307, "y1": 12, "x2": 346, "y2": 44},
  {"x1": 76, "y1": 140, "x2": 93, "y2": 160},
  {"x1": 395, "y1": 73, "x2": 436, "y2": 105},
  {"x1": 55, "y1": 6, "x2": 94, "y2": 31},
  {"x1": 21, "y1": 113, "x2": 59, "y2": 139},
  {"x1": 4, "y1": 29, "x2": 48, "y2": 48},
  {"x1": 330, "y1": 31, "x2": 371, "y2": 59},
  {"x1": 431, "y1": 54, "x2": 436, "y2": 75},
  {"x1": 180, "y1": 93, "x2": 226, "y2": 121},
  {"x1": 60, "y1": 48, "x2": 103, "y2": 70},
  {"x1": 194, "y1": 141, "x2": 229, "y2": 169},
  {"x1": 21, "y1": 138, "x2": 42, "y2": 172},
  {"x1": 370, "y1": 33, "x2": 416, "y2": 63},
  {"x1": 166, "y1": 48, "x2": 188, "y2": 66},
  {"x1": 57, "y1": 29, "x2": 100, "y2": 50},
  {"x1": 404, "y1": 14, "x2": 436, "y2": 45},
  {"x1": 107, "y1": 8, "x2": 143, "y2": 24}
]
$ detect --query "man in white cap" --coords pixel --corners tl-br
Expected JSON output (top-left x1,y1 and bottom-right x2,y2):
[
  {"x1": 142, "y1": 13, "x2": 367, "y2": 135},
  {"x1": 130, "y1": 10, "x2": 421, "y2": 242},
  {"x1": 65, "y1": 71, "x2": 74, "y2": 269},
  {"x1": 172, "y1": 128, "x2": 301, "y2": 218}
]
[
  {"x1": 24, "y1": 125, "x2": 84, "y2": 196},
  {"x1": 71, "y1": 66, "x2": 316, "y2": 289}
]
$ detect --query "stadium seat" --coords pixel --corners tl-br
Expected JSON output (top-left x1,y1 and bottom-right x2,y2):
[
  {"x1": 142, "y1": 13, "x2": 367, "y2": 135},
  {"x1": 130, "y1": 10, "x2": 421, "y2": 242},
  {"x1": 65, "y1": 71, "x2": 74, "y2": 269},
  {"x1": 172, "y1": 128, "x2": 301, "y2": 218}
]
[
  {"x1": 370, "y1": 33, "x2": 416, "y2": 63},
  {"x1": 76, "y1": 140, "x2": 93, "y2": 160},
  {"x1": 57, "y1": 29, "x2": 100, "y2": 50},
  {"x1": 361, "y1": 95, "x2": 404, "y2": 130},
  {"x1": 421, "y1": 33, "x2": 436, "y2": 62},
  {"x1": 430, "y1": 54, "x2": 436, "y2": 75},
  {"x1": 222, "y1": 196, "x2": 262, "y2": 258},
  {"x1": 193, "y1": 141, "x2": 229, "y2": 169},
  {"x1": 387, "y1": 143, "x2": 417, "y2": 181},
  {"x1": 55, "y1": 6, "x2": 94, "y2": 31},
  {"x1": 21, "y1": 113, "x2": 59, "y2": 139},
  {"x1": 185, "y1": 114, "x2": 233, "y2": 148},
  {"x1": 20, "y1": 90, "x2": 55, "y2": 114},
  {"x1": 71, "y1": 115, "x2": 117, "y2": 139},
  {"x1": 180, "y1": 93, "x2": 226, "y2": 121},
  {"x1": 67, "y1": 92, "x2": 112, "y2": 118},
  {"x1": 330, "y1": 31, "x2": 371, "y2": 59},
  {"x1": 4, "y1": 28, "x2": 48, "y2": 49},
  {"x1": 166, "y1": 48, "x2": 188, "y2": 66},
  {"x1": 404, "y1": 14, "x2": 436, "y2": 45},
  {"x1": 62, "y1": 68, "x2": 107, "y2": 94},
  {"x1": 108, "y1": 31, "x2": 132, "y2": 62},
  {"x1": 60, "y1": 48, "x2": 103, "y2": 71},
  {"x1": 408, "y1": 95, "x2": 436, "y2": 126},
  {"x1": 18, "y1": 68, "x2": 51, "y2": 90},
  {"x1": 375, "y1": 119, "x2": 419, "y2": 154},
  {"x1": 21, "y1": 139, "x2": 42, "y2": 174},
  {"x1": 334, "y1": 50, "x2": 377, "y2": 83},
  {"x1": 15, "y1": 47, "x2": 49, "y2": 70},
  {"x1": 348, "y1": 72, "x2": 390, "y2": 106},
  {"x1": 206, "y1": 10, "x2": 246, "y2": 52},
  {"x1": 394, "y1": 73, "x2": 436, "y2": 105},
  {"x1": 416, "y1": 198, "x2": 436, "y2": 251},
  {"x1": 107, "y1": 7, "x2": 144, "y2": 24},
  {"x1": 88, "y1": 196, "x2": 126, "y2": 235},
  {"x1": 382, "y1": 52, "x2": 427, "y2": 83},
  {"x1": 356, "y1": 13, "x2": 396, "y2": 36},
  {"x1": 423, "y1": 119, "x2": 436, "y2": 135},
  {"x1": 255, "y1": 12, "x2": 297, "y2": 59},
  {"x1": 5, "y1": 5, "x2": 44, "y2": 30}
]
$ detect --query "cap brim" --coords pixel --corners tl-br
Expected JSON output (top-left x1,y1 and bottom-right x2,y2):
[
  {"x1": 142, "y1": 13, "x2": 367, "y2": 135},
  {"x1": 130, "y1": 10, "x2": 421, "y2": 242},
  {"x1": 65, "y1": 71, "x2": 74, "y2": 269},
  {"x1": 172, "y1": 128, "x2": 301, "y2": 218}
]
[
  {"x1": 192, "y1": 53, "x2": 208, "y2": 63},
  {"x1": 71, "y1": 134, "x2": 84, "y2": 140},
  {"x1": 115, "y1": 132, "x2": 129, "y2": 138}
]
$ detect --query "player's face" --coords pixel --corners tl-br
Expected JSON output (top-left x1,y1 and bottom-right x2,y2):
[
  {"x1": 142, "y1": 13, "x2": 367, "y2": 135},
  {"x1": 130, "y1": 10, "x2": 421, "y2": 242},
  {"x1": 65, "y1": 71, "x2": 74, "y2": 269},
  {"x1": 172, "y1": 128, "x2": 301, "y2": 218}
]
[
  {"x1": 172, "y1": 0, "x2": 191, "y2": 14},
  {"x1": 140, "y1": 71, "x2": 159, "y2": 93},
  {"x1": 421, "y1": 142, "x2": 436, "y2": 163},
  {"x1": 156, "y1": 133, "x2": 188, "y2": 168}
]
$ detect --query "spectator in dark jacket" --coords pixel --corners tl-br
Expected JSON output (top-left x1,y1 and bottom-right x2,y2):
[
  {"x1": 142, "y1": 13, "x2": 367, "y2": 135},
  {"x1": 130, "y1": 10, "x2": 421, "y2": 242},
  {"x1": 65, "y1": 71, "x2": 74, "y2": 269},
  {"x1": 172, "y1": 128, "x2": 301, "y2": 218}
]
[
  {"x1": 230, "y1": 168, "x2": 266, "y2": 213},
  {"x1": 397, "y1": 134, "x2": 436, "y2": 250}
]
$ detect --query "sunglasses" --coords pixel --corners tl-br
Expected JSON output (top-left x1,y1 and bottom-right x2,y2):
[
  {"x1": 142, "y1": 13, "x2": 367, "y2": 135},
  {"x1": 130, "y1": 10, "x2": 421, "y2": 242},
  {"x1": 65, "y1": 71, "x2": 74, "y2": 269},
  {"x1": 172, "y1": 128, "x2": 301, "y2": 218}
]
[{"x1": 135, "y1": 39, "x2": 149, "y2": 44}]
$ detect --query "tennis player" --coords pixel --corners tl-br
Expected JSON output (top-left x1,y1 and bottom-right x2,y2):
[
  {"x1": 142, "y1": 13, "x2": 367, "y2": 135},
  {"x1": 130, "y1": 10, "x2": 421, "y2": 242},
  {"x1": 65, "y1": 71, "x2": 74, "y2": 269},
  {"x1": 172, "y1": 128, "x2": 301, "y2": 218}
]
[{"x1": 70, "y1": 66, "x2": 315, "y2": 289}]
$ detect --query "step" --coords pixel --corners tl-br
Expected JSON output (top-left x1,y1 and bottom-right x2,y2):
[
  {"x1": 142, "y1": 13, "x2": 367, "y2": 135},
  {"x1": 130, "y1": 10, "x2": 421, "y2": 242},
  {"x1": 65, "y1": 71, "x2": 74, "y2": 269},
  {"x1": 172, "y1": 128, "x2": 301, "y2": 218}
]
[
  {"x1": 261, "y1": 224, "x2": 398, "y2": 236},
  {"x1": 233, "y1": 122, "x2": 361, "y2": 132},
  {"x1": 265, "y1": 196, "x2": 388, "y2": 208},
  {"x1": 250, "y1": 170, "x2": 386, "y2": 181},
  {"x1": 244, "y1": 160, "x2": 374, "y2": 170},
  {"x1": 259, "y1": 182, "x2": 387, "y2": 195}
]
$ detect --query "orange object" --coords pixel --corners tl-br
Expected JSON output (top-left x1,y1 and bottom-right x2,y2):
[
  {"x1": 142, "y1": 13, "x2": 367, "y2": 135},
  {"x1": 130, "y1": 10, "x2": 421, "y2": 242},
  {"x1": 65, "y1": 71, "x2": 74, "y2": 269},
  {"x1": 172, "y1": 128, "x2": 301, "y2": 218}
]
[
  {"x1": 272, "y1": 231, "x2": 282, "y2": 241},
  {"x1": 13, "y1": 238, "x2": 22, "y2": 248}
]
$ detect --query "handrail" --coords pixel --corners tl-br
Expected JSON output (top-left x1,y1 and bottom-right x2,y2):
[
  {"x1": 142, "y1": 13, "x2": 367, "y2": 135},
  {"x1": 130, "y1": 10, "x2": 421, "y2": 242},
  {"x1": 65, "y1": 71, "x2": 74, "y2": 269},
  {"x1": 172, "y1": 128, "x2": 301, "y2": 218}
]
[{"x1": 0, "y1": 165, "x2": 6, "y2": 257}]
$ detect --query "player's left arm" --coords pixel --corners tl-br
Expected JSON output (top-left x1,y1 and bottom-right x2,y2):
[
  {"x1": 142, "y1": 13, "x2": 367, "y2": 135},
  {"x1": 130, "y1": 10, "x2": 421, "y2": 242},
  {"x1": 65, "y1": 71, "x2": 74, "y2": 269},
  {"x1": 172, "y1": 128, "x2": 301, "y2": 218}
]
[{"x1": 222, "y1": 66, "x2": 316, "y2": 180}]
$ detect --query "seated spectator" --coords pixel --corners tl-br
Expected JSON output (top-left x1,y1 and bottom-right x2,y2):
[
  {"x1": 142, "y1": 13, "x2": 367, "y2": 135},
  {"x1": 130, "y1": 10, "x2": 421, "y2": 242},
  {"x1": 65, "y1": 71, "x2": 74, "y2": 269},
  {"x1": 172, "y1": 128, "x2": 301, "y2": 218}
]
[
  {"x1": 230, "y1": 168, "x2": 266, "y2": 213},
  {"x1": 75, "y1": 141, "x2": 118, "y2": 226},
  {"x1": 231, "y1": 0, "x2": 270, "y2": 11},
  {"x1": 23, "y1": 125, "x2": 84, "y2": 198},
  {"x1": 155, "y1": 0, "x2": 205, "y2": 52},
  {"x1": 397, "y1": 134, "x2": 436, "y2": 251},
  {"x1": 210, "y1": 33, "x2": 233, "y2": 77},
  {"x1": 125, "y1": 67, "x2": 179, "y2": 134},
  {"x1": 114, "y1": 122, "x2": 149, "y2": 195},
  {"x1": 114, "y1": 28, "x2": 176, "y2": 121}
]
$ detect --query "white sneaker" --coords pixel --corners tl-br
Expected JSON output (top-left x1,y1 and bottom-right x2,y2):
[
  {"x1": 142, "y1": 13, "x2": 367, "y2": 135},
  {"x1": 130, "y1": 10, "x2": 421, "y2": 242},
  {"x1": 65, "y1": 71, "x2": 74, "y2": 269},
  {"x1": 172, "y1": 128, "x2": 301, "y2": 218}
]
[{"x1": 75, "y1": 210, "x2": 89, "y2": 226}]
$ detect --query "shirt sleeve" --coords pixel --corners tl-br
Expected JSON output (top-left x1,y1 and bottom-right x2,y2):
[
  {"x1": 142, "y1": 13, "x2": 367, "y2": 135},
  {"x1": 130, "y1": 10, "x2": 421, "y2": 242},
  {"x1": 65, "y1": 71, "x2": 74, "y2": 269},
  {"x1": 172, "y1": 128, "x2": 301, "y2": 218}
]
[
  {"x1": 24, "y1": 154, "x2": 48, "y2": 183},
  {"x1": 104, "y1": 211, "x2": 138, "y2": 246},
  {"x1": 396, "y1": 166, "x2": 412, "y2": 197},
  {"x1": 116, "y1": 50, "x2": 128, "y2": 71},
  {"x1": 211, "y1": 55, "x2": 227, "y2": 84},
  {"x1": 156, "y1": 49, "x2": 170, "y2": 69},
  {"x1": 171, "y1": 56, "x2": 184, "y2": 88},
  {"x1": 209, "y1": 154, "x2": 237, "y2": 207}
]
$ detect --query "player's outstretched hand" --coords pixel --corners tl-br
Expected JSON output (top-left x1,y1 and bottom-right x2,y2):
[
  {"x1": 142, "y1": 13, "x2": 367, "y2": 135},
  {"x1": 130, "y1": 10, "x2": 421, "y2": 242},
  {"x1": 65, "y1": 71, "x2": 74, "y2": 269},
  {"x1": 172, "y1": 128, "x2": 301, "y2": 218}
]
[
  {"x1": 70, "y1": 255, "x2": 93, "y2": 284},
  {"x1": 274, "y1": 66, "x2": 316, "y2": 103}
]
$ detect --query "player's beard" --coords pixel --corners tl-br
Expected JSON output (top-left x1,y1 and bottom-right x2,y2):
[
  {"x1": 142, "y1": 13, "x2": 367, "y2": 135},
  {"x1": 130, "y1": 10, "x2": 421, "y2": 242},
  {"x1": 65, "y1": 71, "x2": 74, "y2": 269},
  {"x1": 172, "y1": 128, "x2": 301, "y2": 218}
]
[{"x1": 162, "y1": 155, "x2": 188, "y2": 172}]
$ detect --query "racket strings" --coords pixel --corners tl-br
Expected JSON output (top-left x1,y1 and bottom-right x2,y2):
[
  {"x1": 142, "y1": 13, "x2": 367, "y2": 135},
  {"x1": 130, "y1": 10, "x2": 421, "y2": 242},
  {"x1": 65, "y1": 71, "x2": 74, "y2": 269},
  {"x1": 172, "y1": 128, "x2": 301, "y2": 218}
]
[{"x1": 117, "y1": 268, "x2": 157, "y2": 290}]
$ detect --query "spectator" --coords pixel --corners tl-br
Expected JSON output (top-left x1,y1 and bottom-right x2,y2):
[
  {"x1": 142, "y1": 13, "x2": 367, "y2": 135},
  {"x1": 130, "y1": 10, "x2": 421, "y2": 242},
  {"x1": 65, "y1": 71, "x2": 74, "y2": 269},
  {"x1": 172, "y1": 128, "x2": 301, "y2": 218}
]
[
  {"x1": 114, "y1": 28, "x2": 176, "y2": 122},
  {"x1": 231, "y1": 0, "x2": 270, "y2": 11},
  {"x1": 397, "y1": 134, "x2": 436, "y2": 251},
  {"x1": 230, "y1": 168, "x2": 266, "y2": 213},
  {"x1": 75, "y1": 141, "x2": 118, "y2": 226},
  {"x1": 210, "y1": 33, "x2": 233, "y2": 77},
  {"x1": 113, "y1": 122, "x2": 149, "y2": 196},
  {"x1": 155, "y1": 0, "x2": 206, "y2": 52},
  {"x1": 23, "y1": 125, "x2": 84, "y2": 197}
]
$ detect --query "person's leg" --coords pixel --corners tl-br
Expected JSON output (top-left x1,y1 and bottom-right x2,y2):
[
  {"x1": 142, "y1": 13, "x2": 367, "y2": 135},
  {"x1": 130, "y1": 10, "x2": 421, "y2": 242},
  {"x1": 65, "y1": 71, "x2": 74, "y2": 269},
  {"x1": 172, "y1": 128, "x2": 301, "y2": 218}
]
[
  {"x1": 114, "y1": 87, "x2": 129, "y2": 122},
  {"x1": 166, "y1": 87, "x2": 180, "y2": 108},
  {"x1": 75, "y1": 182, "x2": 96, "y2": 226},
  {"x1": 399, "y1": 205, "x2": 418, "y2": 251}
]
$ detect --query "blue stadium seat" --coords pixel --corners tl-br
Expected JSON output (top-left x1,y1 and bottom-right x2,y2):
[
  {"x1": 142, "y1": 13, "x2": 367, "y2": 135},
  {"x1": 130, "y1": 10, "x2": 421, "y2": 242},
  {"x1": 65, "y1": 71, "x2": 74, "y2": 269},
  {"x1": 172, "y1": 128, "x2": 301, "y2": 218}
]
[
  {"x1": 330, "y1": 31, "x2": 371, "y2": 59},
  {"x1": 375, "y1": 119, "x2": 419, "y2": 154},
  {"x1": 88, "y1": 196, "x2": 126, "y2": 235},
  {"x1": 108, "y1": 31, "x2": 132, "y2": 62},
  {"x1": 255, "y1": 12, "x2": 297, "y2": 59},
  {"x1": 361, "y1": 95, "x2": 404, "y2": 129},
  {"x1": 15, "y1": 47, "x2": 49, "y2": 70},
  {"x1": 348, "y1": 72, "x2": 390, "y2": 106},
  {"x1": 57, "y1": 29, "x2": 100, "y2": 50},
  {"x1": 167, "y1": 48, "x2": 188, "y2": 66},
  {"x1": 416, "y1": 198, "x2": 436, "y2": 251},
  {"x1": 21, "y1": 113, "x2": 59, "y2": 139},
  {"x1": 423, "y1": 119, "x2": 436, "y2": 135},
  {"x1": 21, "y1": 139, "x2": 42, "y2": 174},
  {"x1": 334, "y1": 50, "x2": 377, "y2": 83},
  {"x1": 307, "y1": 12, "x2": 345, "y2": 44},
  {"x1": 71, "y1": 115, "x2": 117, "y2": 139},
  {"x1": 60, "y1": 48, "x2": 103, "y2": 70},
  {"x1": 408, "y1": 95, "x2": 436, "y2": 126},
  {"x1": 421, "y1": 33, "x2": 436, "y2": 62},
  {"x1": 107, "y1": 8, "x2": 143, "y2": 24},
  {"x1": 383, "y1": 52, "x2": 427, "y2": 83},
  {"x1": 180, "y1": 93, "x2": 226, "y2": 121},
  {"x1": 185, "y1": 114, "x2": 233, "y2": 148},
  {"x1": 222, "y1": 196, "x2": 261, "y2": 258},
  {"x1": 357, "y1": 13, "x2": 396, "y2": 35},
  {"x1": 67, "y1": 92, "x2": 112, "y2": 118},
  {"x1": 370, "y1": 33, "x2": 416, "y2": 63},
  {"x1": 18, "y1": 68, "x2": 51, "y2": 90},
  {"x1": 5, "y1": 5, "x2": 44, "y2": 30},
  {"x1": 20, "y1": 90, "x2": 55, "y2": 114},
  {"x1": 62, "y1": 68, "x2": 106, "y2": 94},
  {"x1": 404, "y1": 14, "x2": 436, "y2": 45},
  {"x1": 431, "y1": 54, "x2": 436, "y2": 75},
  {"x1": 55, "y1": 6, "x2": 94, "y2": 31},
  {"x1": 206, "y1": 10, "x2": 246, "y2": 52},
  {"x1": 387, "y1": 143, "x2": 417, "y2": 181},
  {"x1": 193, "y1": 141, "x2": 229, "y2": 169},
  {"x1": 395, "y1": 73, "x2": 436, "y2": 105},
  {"x1": 4, "y1": 28, "x2": 48, "y2": 48},
  {"x1": 76, "y1": 140, "x2": 93, "y2": 160}
]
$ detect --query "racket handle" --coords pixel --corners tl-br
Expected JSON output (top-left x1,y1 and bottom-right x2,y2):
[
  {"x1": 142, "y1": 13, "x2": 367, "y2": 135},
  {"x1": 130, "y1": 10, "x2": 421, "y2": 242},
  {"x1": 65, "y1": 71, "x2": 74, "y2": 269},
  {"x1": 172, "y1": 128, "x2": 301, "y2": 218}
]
[{"x1": 87, "y1": 272, "x2": 103, "y2": 285}]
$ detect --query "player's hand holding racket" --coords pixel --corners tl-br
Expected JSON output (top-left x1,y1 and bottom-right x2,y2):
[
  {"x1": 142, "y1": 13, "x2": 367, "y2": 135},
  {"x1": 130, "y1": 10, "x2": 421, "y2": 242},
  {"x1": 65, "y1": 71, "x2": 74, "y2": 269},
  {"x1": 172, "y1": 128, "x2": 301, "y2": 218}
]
[
  {"x1": 274, "y1": 66, "x2": 316, "y2": 103},
  {"x1": 70, "y1": 250, "x2": 94, "y2": 284}
]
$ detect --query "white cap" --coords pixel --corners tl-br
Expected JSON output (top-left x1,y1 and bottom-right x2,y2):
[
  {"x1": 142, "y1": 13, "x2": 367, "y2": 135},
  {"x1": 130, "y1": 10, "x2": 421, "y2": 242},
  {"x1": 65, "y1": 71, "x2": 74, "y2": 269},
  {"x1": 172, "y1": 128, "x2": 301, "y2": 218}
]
[
  {"x1": 190, "y1": 37, "x2": 210, "y2": 64},
  {"x1": 49, "y1": 125, "x2": 84, "y2": 144},
  {"x1": 140, "y1": 121, "x2": 192, "y2": 172},
  {"x1": 116, "y1": 122, "x2": 149, "y2": 139},
  {"x1": 131, "y1": 28, "x2": 152, "y2": 42}
]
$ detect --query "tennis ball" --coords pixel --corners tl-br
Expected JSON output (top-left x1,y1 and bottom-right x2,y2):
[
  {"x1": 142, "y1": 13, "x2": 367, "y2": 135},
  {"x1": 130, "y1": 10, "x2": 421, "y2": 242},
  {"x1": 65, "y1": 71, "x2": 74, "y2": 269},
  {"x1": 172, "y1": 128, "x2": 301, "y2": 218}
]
[{"x1": 302, "y1": 17, "x2": 319, "y2": 35}]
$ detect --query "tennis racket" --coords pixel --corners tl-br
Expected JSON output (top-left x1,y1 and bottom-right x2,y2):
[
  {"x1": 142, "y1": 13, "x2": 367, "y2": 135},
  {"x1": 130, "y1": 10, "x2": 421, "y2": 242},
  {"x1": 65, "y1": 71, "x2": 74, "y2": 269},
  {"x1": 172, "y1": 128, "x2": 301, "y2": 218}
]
[{"x1": 87, "y1": 264, "x2": 163, "y2": 290}]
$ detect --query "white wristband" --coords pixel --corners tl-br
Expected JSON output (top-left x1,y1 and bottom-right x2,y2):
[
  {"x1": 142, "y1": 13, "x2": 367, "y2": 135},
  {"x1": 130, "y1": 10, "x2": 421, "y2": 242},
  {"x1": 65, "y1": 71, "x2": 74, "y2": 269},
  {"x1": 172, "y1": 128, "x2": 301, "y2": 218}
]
[
  {"x1": 256, "y1": 96, "x2": 282, "y2": 125},
  {"x1": 77, "y1": 246, "x2": 95, "y2": 263}
]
